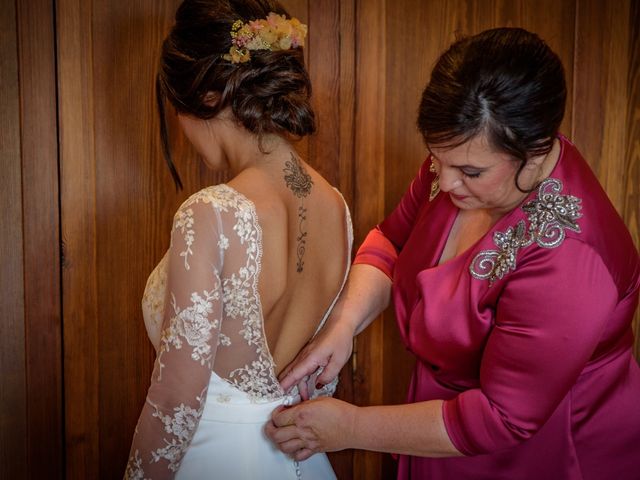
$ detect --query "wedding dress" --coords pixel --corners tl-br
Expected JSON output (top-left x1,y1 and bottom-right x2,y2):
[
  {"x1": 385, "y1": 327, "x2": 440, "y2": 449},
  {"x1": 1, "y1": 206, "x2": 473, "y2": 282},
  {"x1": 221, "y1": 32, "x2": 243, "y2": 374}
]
[{"x1": 125, "y1": 184, "x2": 352, "y2": 479}]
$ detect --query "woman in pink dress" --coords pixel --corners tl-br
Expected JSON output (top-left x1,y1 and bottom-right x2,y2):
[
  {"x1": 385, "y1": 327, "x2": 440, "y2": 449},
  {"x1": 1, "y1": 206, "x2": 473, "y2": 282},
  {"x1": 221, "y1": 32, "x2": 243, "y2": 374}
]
[{"x1": 266, "y1": 27, "x2": 640, "y2": 479}]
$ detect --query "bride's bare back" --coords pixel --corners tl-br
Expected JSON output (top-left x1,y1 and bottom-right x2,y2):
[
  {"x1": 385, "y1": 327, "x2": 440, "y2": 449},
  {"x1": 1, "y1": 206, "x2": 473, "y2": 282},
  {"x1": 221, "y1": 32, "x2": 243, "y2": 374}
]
[{"x1": 228, "y1": 154, "x2": 350, "y2": 375}]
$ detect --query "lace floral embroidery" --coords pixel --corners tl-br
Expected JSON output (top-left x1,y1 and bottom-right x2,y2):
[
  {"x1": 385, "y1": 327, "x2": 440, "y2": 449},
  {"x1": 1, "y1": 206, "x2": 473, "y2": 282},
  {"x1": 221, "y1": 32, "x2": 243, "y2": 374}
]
[
  {"x1": 174, "y1": 208, "x2": 195, "y2": 270},
  {"x1": 179, "y1": 185, "x2": 281, "y2": 401},
  {"x1": 174, "y1": 189, "x2": 220, "y2": 270},
  {"x1": 216, "y1": 189, "x2": 283, "y2": 401},
  {"x1": 124, "y1": 450, "x2": 146, "y2": 480},
  {"x1": 470, "y1": 178, "x2": 582, "y2": 283},
  {"x1": 149, "y1": 388, "x2": 206, "y2": 472},
  {"x1": 157, "y1": 282, "x2": 221, "y2": 380},
  {"x1": 218, "y1": 233, "x2": 229, "y2": 251}
]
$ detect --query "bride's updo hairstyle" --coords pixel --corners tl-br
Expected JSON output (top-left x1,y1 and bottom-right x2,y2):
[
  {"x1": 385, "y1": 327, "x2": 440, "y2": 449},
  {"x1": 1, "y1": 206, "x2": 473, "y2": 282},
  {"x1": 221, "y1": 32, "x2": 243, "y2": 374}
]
[{"x1": 157, "y1": 0, "x2": 315, "y2": 188}]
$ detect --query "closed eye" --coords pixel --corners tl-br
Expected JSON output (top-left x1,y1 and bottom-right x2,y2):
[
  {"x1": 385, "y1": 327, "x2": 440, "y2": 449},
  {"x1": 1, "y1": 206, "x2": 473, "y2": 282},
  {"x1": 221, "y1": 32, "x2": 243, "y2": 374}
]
[{"x1": 461, "y1": 169, "x2": 482, "y2": 178}]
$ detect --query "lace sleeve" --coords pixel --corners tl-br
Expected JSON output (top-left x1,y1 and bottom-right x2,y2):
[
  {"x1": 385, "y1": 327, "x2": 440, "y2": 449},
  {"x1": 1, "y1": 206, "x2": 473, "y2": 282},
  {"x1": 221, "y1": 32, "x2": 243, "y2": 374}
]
[{"x1": 125, "y1": 195, "x2": 223, "y2": 479}]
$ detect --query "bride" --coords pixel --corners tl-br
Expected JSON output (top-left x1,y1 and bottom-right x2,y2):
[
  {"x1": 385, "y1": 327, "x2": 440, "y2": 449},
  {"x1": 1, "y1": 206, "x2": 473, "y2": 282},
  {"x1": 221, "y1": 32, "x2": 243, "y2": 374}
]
[{"x1": 124, "y1": 1, "x2": 351, "y2": 478}]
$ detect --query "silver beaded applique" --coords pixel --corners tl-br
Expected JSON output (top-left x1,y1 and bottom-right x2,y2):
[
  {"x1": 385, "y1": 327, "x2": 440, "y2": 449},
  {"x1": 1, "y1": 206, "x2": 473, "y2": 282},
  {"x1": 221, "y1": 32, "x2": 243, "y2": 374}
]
[{"x1": 469, "y1": 178, "x2": 582, "y2": 283}]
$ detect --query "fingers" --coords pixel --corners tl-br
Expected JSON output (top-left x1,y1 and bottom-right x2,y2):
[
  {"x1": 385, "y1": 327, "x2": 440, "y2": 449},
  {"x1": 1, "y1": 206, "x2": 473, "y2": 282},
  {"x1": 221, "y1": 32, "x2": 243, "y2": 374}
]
[
  {"x1": 265, "y1": 423, "x2": 299, "y2": 444},
  {"x1": 294, "y1": 448, "x2": 315, "y2": 461},
  {"x1": 280, "y1": 356, "x2": 326, "y2": 392},
  {"x1": 279, "y1": 438, "x2": 306, "y2": 455},
  {"x1": 271, "y1": 405, "x2": 295, "y2": 428},
  {"x1": 266, "y1": 423, "x2": 317, "y2": 459},
  {"x1": 297, "y1": 377, "x2": 310, "y2": 401},
  {"x1": 315, "y1": 360, "x2": 342, "y2": 386}
]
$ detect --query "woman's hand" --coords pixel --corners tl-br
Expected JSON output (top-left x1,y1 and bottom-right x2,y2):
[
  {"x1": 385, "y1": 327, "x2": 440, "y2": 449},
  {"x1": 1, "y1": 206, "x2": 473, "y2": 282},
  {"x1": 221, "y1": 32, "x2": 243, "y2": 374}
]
[
  {"x1": 265, "y1": 397, "x2": 358, "y2": 461},
  {"x1": 278, "y1": 317, "x2": 355, "y2": 399},
  {"x1": 279, "y1": 264, "x2": 393, "y2": 399}
]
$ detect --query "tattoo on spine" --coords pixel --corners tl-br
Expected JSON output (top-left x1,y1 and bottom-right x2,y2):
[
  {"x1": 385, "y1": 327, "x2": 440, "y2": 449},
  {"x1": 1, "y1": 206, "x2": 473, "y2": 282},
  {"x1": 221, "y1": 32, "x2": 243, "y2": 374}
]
[{"x1": 283, "y1": 153, "x2": 313, "y2": 272}]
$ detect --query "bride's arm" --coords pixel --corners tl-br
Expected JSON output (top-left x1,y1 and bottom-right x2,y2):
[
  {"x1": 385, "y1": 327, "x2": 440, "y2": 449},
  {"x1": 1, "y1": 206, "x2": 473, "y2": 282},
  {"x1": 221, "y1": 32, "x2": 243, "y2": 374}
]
[{"x1": 125, "y1": 197, "x2": 224, "y2": 479}]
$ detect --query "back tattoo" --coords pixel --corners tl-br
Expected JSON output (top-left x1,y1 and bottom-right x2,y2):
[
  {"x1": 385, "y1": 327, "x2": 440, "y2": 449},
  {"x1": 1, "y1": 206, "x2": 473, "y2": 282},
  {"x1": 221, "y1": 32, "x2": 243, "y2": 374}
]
[{"x1": 283, "y1": 152, "x2": 313, "y2": 272}]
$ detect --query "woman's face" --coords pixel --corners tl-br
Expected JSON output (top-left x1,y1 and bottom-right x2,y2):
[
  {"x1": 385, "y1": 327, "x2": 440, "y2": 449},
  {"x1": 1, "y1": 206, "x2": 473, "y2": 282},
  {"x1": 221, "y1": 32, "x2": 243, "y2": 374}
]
[{"x1": 429, "y1": 134, "x2": 536, "y2": 215}]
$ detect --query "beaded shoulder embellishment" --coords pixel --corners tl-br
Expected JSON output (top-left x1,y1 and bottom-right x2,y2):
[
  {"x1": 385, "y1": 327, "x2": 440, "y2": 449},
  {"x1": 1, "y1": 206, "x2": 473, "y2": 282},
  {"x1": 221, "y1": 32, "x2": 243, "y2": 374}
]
[{"x1": 469, "y1": 178, "x2": 582, "y2": 283}]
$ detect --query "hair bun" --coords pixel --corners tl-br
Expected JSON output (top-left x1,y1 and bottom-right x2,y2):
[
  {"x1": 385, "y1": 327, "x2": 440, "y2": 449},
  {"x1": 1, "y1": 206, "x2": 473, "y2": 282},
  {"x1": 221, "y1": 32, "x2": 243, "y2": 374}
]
[{"x1": 225, "y1": 49, "x2": 316, "y2": 137}]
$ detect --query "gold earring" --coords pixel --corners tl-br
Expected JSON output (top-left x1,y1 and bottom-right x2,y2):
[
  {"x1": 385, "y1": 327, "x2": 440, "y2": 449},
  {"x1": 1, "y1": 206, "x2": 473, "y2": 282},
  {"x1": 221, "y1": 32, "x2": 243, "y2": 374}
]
[{"x1": 429, "y1": 162, "x2": 440, "y2": 201}]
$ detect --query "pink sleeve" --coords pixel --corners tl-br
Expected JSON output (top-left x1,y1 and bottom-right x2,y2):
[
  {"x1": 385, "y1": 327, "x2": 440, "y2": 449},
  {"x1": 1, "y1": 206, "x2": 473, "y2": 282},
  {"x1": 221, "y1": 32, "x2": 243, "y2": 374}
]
[
  {"x1": 354, "y1": 157, "x2": 434, "y2": 278},
  {"x1": 125, "y1": 198, "x2": 223, "y2": 478},
  {"x1": 443, "y1": 240, "x2": 618, "y2": 455}
]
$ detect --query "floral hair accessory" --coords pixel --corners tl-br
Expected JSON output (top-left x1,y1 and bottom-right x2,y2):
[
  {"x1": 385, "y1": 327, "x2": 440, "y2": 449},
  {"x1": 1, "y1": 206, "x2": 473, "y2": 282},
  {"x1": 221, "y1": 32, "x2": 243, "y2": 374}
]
[{"x1": 223, "y1": 12, "x2": 308, "y2": 64}]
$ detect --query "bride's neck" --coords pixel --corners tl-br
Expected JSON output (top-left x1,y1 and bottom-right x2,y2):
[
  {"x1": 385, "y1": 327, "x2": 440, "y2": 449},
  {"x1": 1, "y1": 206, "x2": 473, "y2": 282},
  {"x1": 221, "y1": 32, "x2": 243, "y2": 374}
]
[{"x1": 227, "y1": 135, "x2": 294, "y2": 179}]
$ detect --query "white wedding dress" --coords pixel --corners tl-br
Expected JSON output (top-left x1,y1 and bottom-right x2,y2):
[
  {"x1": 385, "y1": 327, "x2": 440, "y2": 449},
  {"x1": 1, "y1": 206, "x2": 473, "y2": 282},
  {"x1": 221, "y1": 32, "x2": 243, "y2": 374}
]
[{"x1": 125, "y1": 184, "x2": 352, "y2": 479}]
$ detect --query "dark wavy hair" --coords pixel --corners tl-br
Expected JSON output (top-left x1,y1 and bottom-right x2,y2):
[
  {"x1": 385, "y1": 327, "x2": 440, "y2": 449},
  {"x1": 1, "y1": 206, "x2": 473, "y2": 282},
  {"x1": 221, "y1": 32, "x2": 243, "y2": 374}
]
[
  {"x1": 417, "y1": 27, "x2": 566, "y2": 191},
  {"x1": 157, "y1": 0, "x2": 316, "y2": 189}
]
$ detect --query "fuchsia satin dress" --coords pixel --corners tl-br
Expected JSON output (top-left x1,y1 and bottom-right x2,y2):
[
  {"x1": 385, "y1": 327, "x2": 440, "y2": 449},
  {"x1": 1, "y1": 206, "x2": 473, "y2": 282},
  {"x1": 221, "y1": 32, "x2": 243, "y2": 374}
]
[{"x1": 354, "y1": 135, "x2": 640, "y2": 479}]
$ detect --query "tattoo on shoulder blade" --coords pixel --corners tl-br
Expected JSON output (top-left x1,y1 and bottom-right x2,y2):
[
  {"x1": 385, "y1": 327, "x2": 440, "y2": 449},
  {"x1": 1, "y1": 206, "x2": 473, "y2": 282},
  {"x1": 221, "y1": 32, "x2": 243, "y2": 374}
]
[{"x1": 283, "y1": 153, "x2": 313, "y2": 273}]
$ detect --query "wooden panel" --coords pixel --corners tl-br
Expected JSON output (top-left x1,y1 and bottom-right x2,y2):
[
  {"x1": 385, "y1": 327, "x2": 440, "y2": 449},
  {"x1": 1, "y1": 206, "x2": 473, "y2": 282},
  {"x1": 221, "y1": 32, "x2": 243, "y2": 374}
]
[
  {"x1": 57, "y1": 0, "x2": 100, "y2": 476},
  {"x1": 0, "y1": 0, "x2": 27, "y2": 476},
  {"x1": 573, "y1": 0, "x2": 640, "y2": 359},
  {"x1": 16, "y1": 0, "x2": 64, "y2": 476},
  {"x1": 573, "y1": 0, "x2": 631, "y2": 210},
  {"x1": 628, "y1": 0, "x2": 640, "y2": 358},
  {"x1": 352, "y1": 0, "x2": 387, "y2": 478}
]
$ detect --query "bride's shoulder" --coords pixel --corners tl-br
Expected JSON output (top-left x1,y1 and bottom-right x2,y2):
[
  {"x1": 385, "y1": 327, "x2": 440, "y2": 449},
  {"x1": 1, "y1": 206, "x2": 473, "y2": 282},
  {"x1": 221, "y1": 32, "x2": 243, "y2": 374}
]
[{"x1": 176, "y1": 184, "x2": 248, "y2": 214}]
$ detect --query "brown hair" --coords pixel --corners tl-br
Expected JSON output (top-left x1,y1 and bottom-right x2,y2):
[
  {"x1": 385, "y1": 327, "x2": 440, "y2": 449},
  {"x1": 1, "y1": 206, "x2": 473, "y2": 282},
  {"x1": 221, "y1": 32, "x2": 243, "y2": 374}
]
[
  {"x1": 417, "y1": 28, "x2": 566, "y2": 192},
  {"x1": 157, "y1": 0, "x2": 316, "y2": 188}
]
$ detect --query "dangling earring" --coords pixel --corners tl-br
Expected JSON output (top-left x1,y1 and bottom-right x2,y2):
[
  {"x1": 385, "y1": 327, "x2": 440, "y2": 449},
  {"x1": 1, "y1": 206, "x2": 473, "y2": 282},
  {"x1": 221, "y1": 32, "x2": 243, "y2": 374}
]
[{"x1": 429, "y1": 162, "x2": 440, "y2": 201}]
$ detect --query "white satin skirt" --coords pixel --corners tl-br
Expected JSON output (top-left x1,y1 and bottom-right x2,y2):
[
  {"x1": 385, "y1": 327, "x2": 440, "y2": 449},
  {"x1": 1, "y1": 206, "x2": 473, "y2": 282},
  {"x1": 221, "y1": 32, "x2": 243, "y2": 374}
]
[{"x1": 176, "y1": 372, "x2": 337, "y2": 480}]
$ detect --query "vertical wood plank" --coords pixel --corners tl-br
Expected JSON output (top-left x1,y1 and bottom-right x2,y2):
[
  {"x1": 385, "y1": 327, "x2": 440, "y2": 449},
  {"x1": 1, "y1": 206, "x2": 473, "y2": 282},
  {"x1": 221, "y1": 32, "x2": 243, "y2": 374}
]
[
  {"x1": 0, "y1": 0, "x2": 27, "y2": 476},
  {"x1": 16, "y1": 0, "x2": 64, "y2": 476},
  {"x1": 626, "y1": 0, "x2": 640, "y2": 358},
  {"x1": 57, "y1": 0, "x2": 100, "y2": 476},
  {"x1": 573, "y1": 0, "x2": 640, "y2": 359},
  {"x1": 280, "y1": 0, "x2": 310, "y2": 162},
  {"x1": 338, "y1": 0, "x2": 356, "y2": 208},
  {"x1": 307, "y1": 0, "x2": 340, "y2": 185},
  {"x1": 573, "y1": 0, "x2": 631, "y2": 211},
  {"x1": 353, "y1": 0, "x2": 386, "y2": 478}
]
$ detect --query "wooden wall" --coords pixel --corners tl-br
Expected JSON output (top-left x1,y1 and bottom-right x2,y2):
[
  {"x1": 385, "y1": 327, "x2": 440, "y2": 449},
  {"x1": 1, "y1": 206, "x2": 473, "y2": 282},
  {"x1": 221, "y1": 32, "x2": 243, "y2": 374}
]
[
  {"x1": 1, "y1": 0, "x2": 62, "y2": 478},
  {"x1": 1, "y1": 1, "x2": 638, "y2": 479}
]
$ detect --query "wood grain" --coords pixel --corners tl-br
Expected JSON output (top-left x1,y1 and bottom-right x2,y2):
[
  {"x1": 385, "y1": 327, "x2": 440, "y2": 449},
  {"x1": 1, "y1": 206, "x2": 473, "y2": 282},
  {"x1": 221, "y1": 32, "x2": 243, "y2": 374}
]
[
  {"x1": 352, "y1": 0, "x2": 387, "y2": 477},
  {"x1": 627, "y1": 0, "x2": 640, "y2": 359},
  {"x1": 16, "y1": 0, "x2": 63, "y2": 476},
  {"x1": 307, "y1": 0, "x2": 357, "y2": 477},
  {"x1": 573, "y1": 0, "x2": 640, "y2": 359},
  {"x1": 0, "y1": 0, "x2": 27, "y2": 476},
  {"x1": 574, "y1": 0, "x2": 631, "y2": 212},
  {"x1": 57, "y1": 0, "x2": 100, "y2": 476}
]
